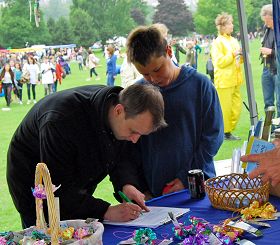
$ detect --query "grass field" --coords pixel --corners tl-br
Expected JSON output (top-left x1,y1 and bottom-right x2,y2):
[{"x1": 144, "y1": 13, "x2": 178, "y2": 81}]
[{"x1": 0, "y1": 39, "x2": 265, "y2": 231}]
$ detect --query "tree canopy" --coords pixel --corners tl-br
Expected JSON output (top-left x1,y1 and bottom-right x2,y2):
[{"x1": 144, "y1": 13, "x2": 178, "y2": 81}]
[
  {"x1": 153, "y1": 0, "x2": 194, "y2": 37},
  {"x1": 71, "y1": 0, "x2": 137, "y2": 45},
  {"x1": 194, "y1": 0, "x2": 272, "y2": 35},
  {"x1": 0, "y1": 0, "x2": 51, "y2": 48},
  {"x1": 70, "y1": 8, "x2": 97, "y2": 47},
  {"x1": 0, "y1": 0, "x2": 274, "y2": 48}
]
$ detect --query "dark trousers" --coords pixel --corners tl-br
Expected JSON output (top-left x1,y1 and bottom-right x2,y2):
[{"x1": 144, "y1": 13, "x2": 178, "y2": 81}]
[
  {"x1": 27, "y1": 83, "x2": 36, "y2": 100},
  {"x1": 17, "y1": 82, "x2": 23, "y2": 101},
  {"x1": 3, "y1": 83, "x2": 12, "y2": 106},
  {"x1": 90, "y1": 68, "x2": 98, "y2": 77},
  {"x1": 20, "y1": 212, "x2": 36, "y2": 229},
  {"x1": 53, "y1": 80, "x2": 58, "y2": 92},
  {"x1": 78, "y1": 63, "x2": 83, "y2": 70}
]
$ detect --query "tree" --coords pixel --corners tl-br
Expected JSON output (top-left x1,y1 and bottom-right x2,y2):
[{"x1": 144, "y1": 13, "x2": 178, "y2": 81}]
[
  {"x1": 0, "y1": 0, "x2": 50, "y2": 47},
  {"x1": 153, "y1": 0, "x2": 194, "y2": 37},
  {"x1": 194, "y1": 0, "x2": 271, "y2": 36},
  {"x1": 131, "y1": 8, "x2": 146, "y2": 25},
  {"x1": 71, "y1": 0, "x2": 136, "y2": 45},
  {"x1": 194, "y1": 0, "x2": 238, "y2": 35},
  {"x1": 70, "y1": 8, "x2": 97, "y2": 47},
  {"x1": 130, "y1": 0, "x2": 151, "y2": 25},
  {"x1": 47, "y1": 17, "x2": 56, "y2": 44},
  {"x1": 1, "y1": 16, "x2": 33, "y2": 48},
  {"x1": 52, "y1": 17, "x2": 73, "y2": 44}
]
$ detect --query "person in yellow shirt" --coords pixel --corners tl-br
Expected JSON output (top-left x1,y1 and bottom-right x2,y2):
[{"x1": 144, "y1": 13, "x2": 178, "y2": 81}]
[{"x1": 211, "y1": 12, "x2": 244, "y2": 141}]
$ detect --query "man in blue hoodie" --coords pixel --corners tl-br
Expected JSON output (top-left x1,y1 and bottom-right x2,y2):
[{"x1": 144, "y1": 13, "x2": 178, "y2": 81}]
[{"x1": 126, "y1": 25, "x2": 224, "y2": 198}]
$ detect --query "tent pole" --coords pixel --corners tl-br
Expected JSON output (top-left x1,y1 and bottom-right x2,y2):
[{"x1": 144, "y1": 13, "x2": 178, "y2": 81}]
[{"x1": 236, "y1": 0, "x2": 258, "y2": 127}]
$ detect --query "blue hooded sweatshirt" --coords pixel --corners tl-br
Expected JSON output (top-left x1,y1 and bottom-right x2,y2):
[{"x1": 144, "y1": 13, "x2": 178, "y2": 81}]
[{"x1": 139, "y1": 65, "x2": 224, "y2": 197}]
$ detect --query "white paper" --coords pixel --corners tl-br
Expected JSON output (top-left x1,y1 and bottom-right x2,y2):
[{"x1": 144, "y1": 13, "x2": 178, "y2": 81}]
[
  {"x1": 208, "y1": 233, "x2": 223, "y2": 245},
  {"x1": 236, "y1": 239, "x2": 256, "y2": 245},
  {"x1": 227, "y1": 221, "x2": 258, "y2": 233},
  {"x1": 157, "y1": 239, "x2": 173, "y2": 245},
  {"x1": 103, "y1": 206, "x2": 189, "y2": 228}
]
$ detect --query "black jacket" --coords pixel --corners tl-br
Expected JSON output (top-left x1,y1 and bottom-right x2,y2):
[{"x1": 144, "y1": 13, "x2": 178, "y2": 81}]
[
  {"x1": 261, "y1": 26, "x2": 277, "y2": 75},
  {"x1": 7, "y1": 85, "x2": 141, "y2": 222}
]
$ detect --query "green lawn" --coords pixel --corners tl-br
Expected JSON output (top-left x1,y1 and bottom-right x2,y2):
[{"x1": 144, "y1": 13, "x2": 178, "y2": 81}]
[{"x1": 0, "y1": 39, "x2": 265, "y2": 231}]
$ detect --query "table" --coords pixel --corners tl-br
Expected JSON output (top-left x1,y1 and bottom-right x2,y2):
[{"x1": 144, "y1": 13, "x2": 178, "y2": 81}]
[{"x1": 103, "y1": 190, "x2": 280, "y2": 244}]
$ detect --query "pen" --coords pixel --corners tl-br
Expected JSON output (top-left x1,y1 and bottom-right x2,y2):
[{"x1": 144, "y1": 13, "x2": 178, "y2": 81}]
[
  {"x1": 168, "y1": 211, "x2": 180, "y2": 227},
  {"x1": 118, "y1": 191, "x2": 133, "y2": 203},
  {"x1": 118, "y1": 191, "x2": 143, "y2": 215}
]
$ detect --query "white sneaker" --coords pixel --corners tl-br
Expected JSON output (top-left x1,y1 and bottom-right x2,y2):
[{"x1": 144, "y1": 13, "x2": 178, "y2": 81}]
[
  {"x1": 19, "y1": 101, "x2": 23, "y2": 105},
  {"x1": 33, "y1": 100, "x2": 37, "y2": 104},
  {"x1": 86, "y1": 78, "x2": 91, "y2": 81},
  {"x1": 27, "y1": 100, "x2": 31, "y2": 105},
  {"x1": 2, "y1": 107, "x2": 11, "y2": 111}
]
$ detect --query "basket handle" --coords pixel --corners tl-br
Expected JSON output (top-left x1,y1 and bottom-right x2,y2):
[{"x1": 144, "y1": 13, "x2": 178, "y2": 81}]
[{"x1": 35, "y1": 163, "x2": 59, "y2": 245}]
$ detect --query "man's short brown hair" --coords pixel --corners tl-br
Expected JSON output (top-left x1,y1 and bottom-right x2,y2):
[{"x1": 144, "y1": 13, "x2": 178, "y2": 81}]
[
  {"x1": 126, "y1": 25, "x2": 168, "y2": 66},
  {"x1": 119, "y1": 83, "x2": 167, "y2": 131}
]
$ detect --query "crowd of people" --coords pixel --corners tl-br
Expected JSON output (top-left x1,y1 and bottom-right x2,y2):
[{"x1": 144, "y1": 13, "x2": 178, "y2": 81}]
[
  {"x1": 2, "y1": 3, "x2": 280, "y2": 229},
  {"x1": 0, "y1": 44, "x2": 126, "y2": 109},
  {"x1": 0, "y1": 49, "x2": 70, "y2": 109}
]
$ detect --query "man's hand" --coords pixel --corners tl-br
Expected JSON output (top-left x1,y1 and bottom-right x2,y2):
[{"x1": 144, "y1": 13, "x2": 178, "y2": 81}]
[
  {"x1": 260, "y1": 47, "x2": 272, "y2": 56},
  {"x1": 162, "y1": 178, "x2": 184, "y2": 195},
  {"x1": 103, "y1": 203, "x2": 142, "y2": 221},
  {"x1": 122, "y1": 184, "x2": 149, "y2": 212},
  {"x1": 240, "y1": 139, "x2": 280, "y2": 186}
]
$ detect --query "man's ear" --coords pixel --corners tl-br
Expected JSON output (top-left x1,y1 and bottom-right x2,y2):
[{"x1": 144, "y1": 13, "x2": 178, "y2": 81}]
[
  {"x1": 166, "y1": 45, "x2": 173, "y2": 58},
  {"x1": 113, "y1": 104, "x2": 125, "y2": 116}
]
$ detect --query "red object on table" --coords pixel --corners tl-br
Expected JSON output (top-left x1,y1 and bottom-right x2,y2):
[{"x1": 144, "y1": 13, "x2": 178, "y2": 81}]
[{"x1": 162, "y1": 184, "x2": 174, "y2": 194}]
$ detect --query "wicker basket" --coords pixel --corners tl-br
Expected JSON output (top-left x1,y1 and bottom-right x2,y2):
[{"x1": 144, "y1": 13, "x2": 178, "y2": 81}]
[
  {"x1": 28, "y1": 162, "x2": 104, "y2": 244},
  {"x1": 205, "y1": 173, "x2": 270, "y2": 212}
]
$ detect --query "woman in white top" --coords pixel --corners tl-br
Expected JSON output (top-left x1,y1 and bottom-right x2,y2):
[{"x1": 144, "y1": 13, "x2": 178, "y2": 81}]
[
  {"x1": 86, "y1": 50, "x2": 100, "y2": 81},
  {"x1": 41, "y1": 56, "x2": 55, "y2": 96},
  {"x1": 22, "y1": 56, "x2": 39, "y2": 104},
  {"x1": 0, "y1": 63, "x2": 15, "y2": 107}
]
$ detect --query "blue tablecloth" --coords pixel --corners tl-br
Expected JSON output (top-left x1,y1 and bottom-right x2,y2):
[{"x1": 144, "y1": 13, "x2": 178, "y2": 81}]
[{"x1": 103, "y1": 190, "x2": 280, "y2": 244}]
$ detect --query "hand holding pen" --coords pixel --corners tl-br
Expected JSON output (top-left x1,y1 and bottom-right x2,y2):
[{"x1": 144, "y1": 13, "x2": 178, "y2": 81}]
[
  {"x1": 118, "y1": 190, "x2": 146, "y2": 216},
  {"x1": 103, "y1": 201, "x2": 142, "y2": 222},
  {"x1": 122, "y1": 184, "x2": 150, "y2": 212},
  {"x1": 103, "y1": 187, "x2": 146, "y2": 221}
]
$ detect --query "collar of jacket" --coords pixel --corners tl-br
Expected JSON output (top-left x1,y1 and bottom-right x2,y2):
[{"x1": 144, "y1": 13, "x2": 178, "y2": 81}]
[
  {"x1": 221, "y1": 33, "x2": 232, "y2": 39},
  {"x1": 89, "y1": 86, "x2": 123, "y2": 138}
]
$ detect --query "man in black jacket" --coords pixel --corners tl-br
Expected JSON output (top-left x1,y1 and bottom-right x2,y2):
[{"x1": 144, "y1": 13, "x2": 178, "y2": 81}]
[
  {"x1": 260, "y1": 4, "x2": 279, "y2": 118},
  {"x1": 7, "y1": 84, "x2": 166, "y2": 228}
]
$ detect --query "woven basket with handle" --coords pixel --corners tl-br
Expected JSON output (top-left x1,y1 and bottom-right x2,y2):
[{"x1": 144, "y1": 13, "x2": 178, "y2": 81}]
[
  {"x1": 205, "y1": 173, "x2": 270, "y2": 212},
  {"x1": 32, "y1": 162, "x2": 104, "y2": 245}
]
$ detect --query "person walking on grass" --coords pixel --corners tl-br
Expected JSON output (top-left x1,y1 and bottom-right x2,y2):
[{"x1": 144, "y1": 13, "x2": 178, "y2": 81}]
[
  {"x1": 76, "y1": 52, "x2": 83, "y2": 71},
  {"x1": 0, "y1": 63, "x2": 16, "y2": 109},
  {"x1": 106, "y1": 46, "x2": 117, "y2": 86},
  {"x1": 86, "y1": 50, "x2": 100, "y2": 81},
  {"x1": 23, "y1": 56, "x2": 39, "y2": 104},
  {"x1": 14, "y1": 62, "x2": 23, "y2": 104}
]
